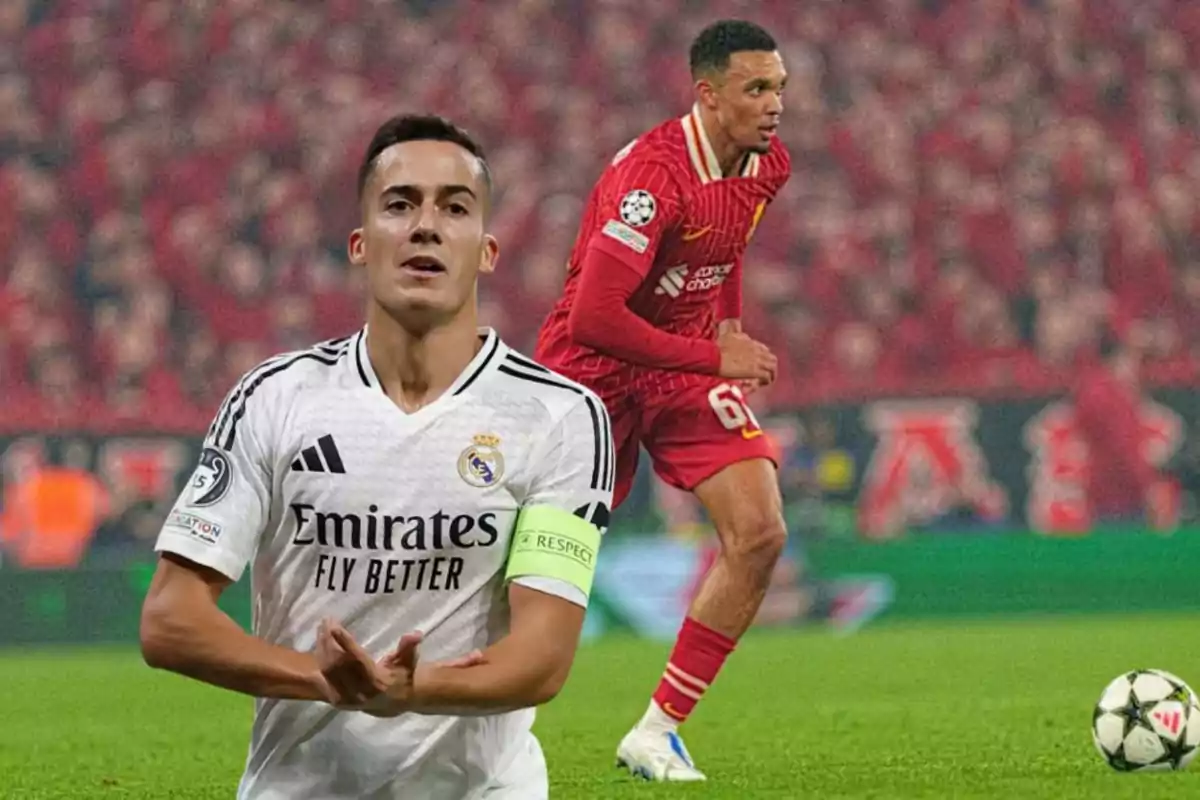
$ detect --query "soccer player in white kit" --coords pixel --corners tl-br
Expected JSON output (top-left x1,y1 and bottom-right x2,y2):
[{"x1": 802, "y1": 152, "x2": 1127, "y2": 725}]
[{"x1": 139, "y1": 114, "x2": 615, "y2": 800}]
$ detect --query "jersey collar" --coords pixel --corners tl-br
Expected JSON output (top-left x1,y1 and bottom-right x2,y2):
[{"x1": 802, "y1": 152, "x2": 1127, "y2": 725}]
[
  {"x1": 353, "y1": 326, "x2": 506, "y2": 399},
  {"x1": 680, "y1": 104, "x2": 761, "y2": 184}
]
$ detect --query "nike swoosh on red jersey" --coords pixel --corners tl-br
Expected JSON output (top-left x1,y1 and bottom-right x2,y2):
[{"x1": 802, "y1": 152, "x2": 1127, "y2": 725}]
[{"x1": 680, "y1": 226, "x2": 712, "y2": 242}]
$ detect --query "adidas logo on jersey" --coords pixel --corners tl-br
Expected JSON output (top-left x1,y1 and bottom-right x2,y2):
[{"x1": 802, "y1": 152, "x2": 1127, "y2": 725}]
[
  {"x1": 291, "y1": 434, "x2": 346, "y2": 474},
  {"x1": 654, "y1": 263, "x2": 734, "y2": 297},
  {"x1": 655, "y1": 265, "x2": 689, "y2": 297}
]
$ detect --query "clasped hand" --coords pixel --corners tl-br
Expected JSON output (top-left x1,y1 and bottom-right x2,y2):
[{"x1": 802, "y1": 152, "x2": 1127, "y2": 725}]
[{"x1": 313, "y1": 618, "x2": 482, "y2": 717}]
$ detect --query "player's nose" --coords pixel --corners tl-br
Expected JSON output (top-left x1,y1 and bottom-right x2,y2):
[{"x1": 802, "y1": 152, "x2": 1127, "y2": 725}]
[
  {"x1": 409, "y1": 223, "x2": 442, "y2": 245},
  {"x1": 409, "y1": 206, "x2": 443, "y2": 245}
]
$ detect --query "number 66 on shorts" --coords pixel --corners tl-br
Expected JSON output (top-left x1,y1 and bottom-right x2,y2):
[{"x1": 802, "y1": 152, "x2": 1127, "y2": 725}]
[
  {"x1": 607, "y1": 379, "x2": 777, "y2": 508},
  {"x1": 707, "y1": 383, "x2": 763, "y2": 439}
]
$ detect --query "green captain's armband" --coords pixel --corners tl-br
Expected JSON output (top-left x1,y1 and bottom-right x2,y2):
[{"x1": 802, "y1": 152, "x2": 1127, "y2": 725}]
[{"x1": 504, "y1": 505, "x2": 602, "y2": 599}]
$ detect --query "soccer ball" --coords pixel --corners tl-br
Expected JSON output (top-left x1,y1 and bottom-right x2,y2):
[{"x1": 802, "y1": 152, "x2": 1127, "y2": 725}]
[{"x1": 1092, "y1": 669, "x2": 1200, "y2": 771}]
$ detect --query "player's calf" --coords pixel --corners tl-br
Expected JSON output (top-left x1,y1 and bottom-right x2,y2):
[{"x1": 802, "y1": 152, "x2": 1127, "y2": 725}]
[
  {"x1": 618, "y1": 460, "x2": 786, "y2": 781},
  {"x1": 646, "y1": 483, "x2": 786, "y2": 727}
]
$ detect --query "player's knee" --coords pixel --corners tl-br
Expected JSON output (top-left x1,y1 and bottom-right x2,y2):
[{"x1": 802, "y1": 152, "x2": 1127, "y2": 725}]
[{"x1": 721, "y1": 512, "x2": 787, "y2": 572}]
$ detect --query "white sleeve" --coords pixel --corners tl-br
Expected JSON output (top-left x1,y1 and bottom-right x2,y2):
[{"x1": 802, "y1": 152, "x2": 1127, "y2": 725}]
[
  {"x1": 511, "y1": 392, "x2": 615, "y2": 608},
  {"x1": 155, "y1": 377, "x2": 275, "y2": 583}
]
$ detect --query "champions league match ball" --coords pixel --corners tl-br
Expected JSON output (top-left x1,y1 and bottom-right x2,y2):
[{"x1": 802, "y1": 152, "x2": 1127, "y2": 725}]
[{"x1": 1092, "y1": 669, "x2": 1200, "y2": 772}]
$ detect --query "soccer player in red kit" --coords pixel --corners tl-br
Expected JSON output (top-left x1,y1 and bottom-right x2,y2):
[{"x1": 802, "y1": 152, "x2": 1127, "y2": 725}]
[{"x1": 534, "y1": 20, "x2": 790, "y2": 781}]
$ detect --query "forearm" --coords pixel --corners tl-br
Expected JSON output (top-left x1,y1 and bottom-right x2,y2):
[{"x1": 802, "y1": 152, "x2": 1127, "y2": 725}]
[
  {"x1": 569, "y1": 246, "x2": 720, "y2": 372},
  {"x1": 408, "y1": 638, "x2": 567, "y2": 715},
  {"x1": 141, "y1": 600, "x2": 324, "y2": 701},
  {"x1": 571, "y1": 302, "x2": 721, "y2": 373}
]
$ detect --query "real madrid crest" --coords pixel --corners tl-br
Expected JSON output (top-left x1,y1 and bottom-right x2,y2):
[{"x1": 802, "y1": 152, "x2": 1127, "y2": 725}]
[{"x1": 458, "y1": 433, "x2": 504, "y2": 488}]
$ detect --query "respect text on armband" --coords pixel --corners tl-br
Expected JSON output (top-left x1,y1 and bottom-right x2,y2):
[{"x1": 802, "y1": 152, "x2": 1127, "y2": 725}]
[
  {"x1": 288, "y1": 503, "x2": 501, "y2": 595},
  {"x1": 520, "y1": 531, "x2": 596, "y2": 569}
]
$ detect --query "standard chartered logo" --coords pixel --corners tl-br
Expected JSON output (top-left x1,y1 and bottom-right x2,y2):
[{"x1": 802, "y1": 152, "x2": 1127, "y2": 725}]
[{"x1": 654, "y1": 263, "x2": 734, "y2": 297}]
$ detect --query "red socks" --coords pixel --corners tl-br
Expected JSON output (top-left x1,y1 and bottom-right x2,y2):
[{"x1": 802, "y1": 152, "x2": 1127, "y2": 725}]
[{"x1": 651, "y1": 617, "x2": 737, "y2": 723}]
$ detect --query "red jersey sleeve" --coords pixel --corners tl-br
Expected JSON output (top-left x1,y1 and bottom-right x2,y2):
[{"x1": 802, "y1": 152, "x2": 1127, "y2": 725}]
[
  {"x1": 568, "y1": 248, "x2": 721, "y2": 374},
  {"x1": 586, "y1": 158, "x2": 684, "y2": 279},
  {"x1": 566, "y1": 157, "x2": 721, "y2": 374}
]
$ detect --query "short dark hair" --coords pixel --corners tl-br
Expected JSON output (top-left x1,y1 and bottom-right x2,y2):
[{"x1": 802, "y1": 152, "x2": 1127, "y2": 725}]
[
  {"x1": 356, "y1": 114, "x2": 492, "y2": 201},
  {"x1": 689, "y1": 20, "x2": 777, "y2": 77}
]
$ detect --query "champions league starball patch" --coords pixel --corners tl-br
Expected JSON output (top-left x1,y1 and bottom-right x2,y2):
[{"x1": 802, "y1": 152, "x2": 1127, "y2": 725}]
[{"x1": 618, "y1": 189, "x2": 656, "y2": 227}]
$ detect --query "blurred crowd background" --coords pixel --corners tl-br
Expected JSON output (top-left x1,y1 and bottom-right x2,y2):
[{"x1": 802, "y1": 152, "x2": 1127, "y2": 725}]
[{"x1": 5, "y1": 0, "x2": 1200, "y2": 433}]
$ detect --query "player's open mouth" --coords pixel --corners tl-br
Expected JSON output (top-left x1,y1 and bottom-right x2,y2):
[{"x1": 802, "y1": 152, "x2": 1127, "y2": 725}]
[
  {"x1": 759, "y1": 124, "x2": 778, "y2": 137},
  {"x1": 400, "y1": 256, "x2": 447, "y2": 275}
]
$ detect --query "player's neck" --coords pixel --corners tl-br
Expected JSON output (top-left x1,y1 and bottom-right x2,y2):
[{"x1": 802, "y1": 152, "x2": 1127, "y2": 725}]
[
  {"x1": 365, "y1": 305, "x2": 482, "y2": 413},
  {"x1": 696, "y1": 106, "x2": 745, "y2": 178}
]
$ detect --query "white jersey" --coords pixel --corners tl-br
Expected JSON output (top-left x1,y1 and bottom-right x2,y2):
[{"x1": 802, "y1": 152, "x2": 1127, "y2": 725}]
[{"x1": 154, "y1": 326, "x2": 614, "y2": 800}]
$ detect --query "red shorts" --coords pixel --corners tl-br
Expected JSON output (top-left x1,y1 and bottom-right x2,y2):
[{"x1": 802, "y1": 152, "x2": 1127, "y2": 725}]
[{"x1": 603, "y1": 376, "x2": 779, "y2": 509}]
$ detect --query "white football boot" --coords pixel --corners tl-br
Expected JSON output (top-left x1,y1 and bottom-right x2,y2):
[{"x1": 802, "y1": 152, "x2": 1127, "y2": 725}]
[{"x1": 615, "y1": 726, "x2": 707, "y2": 782}]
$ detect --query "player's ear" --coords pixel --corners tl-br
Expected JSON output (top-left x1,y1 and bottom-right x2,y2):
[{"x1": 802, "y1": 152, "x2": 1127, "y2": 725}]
[
  {"x1": 348, "y1": 229, "x2": 366, "y2": 266},
  {"x1": 478, "y1": 234, "x2": 499, "y2": 276},
  {"x1": 694, "y1": 75, "x2": 720, "y2": 110}
]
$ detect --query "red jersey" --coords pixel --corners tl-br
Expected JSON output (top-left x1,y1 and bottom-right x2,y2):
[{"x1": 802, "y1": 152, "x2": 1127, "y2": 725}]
[{"x1": 536, "y1": 106, "x2": 791, "y2": 394}]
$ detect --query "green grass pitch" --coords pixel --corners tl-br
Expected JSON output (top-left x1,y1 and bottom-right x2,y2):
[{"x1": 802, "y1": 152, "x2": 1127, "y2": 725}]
[{"x1": 4, "y1": 614, "x2": 1199, "y2": 799}]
